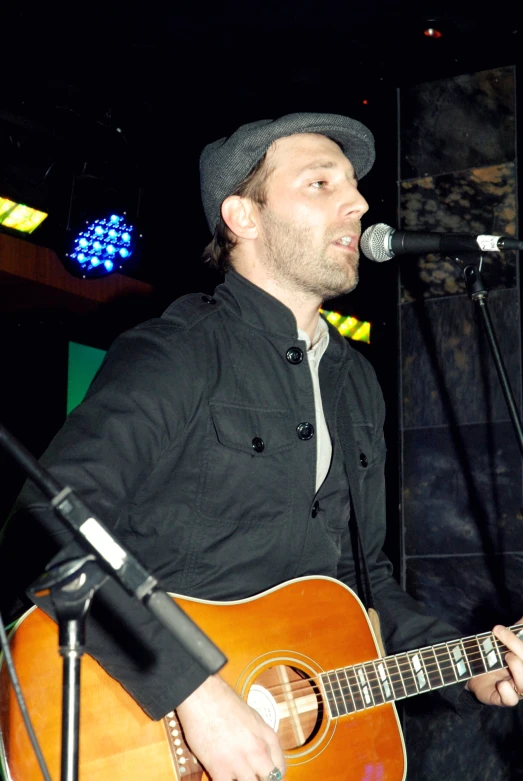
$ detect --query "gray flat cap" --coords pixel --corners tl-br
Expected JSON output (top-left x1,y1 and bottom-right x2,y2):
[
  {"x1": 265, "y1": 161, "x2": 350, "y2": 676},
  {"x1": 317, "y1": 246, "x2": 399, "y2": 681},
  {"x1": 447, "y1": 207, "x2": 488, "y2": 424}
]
[{"x1": 200, "y1": 112, "x2": 375, "y2": 232}]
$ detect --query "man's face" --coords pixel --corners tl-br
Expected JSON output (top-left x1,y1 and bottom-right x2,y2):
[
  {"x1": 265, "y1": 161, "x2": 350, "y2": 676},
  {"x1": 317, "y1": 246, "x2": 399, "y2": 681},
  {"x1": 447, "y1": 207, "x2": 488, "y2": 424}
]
[{"x1": 256, "y1": 133, "x2": 369, "y2": 300}]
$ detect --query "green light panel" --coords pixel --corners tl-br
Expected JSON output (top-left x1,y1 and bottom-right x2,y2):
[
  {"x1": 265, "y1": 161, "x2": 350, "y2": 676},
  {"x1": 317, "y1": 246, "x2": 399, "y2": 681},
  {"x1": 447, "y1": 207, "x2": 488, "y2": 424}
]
[
  {"x1": 67, "y1": 341, "x2": 106, "y2": 415},
  {"x1": 321, "y1": 309, "x2": 371, "y2": 343},
  {"x1": 0, "y1": 197, "x2": 48, "y2": 234}
]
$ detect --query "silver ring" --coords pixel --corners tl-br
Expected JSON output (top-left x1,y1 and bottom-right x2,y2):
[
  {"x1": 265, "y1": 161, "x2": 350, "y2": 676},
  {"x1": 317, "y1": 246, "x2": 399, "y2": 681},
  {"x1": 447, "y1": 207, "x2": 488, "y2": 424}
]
[{"x1": 267, "y1": 769, "x2": 282, "y2": 781}]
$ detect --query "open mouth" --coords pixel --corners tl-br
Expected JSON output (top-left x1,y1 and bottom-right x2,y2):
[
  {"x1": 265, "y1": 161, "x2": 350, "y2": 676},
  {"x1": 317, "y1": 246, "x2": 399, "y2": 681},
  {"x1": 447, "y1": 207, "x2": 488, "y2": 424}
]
[{"x1": 333, "y1": 235, "x2": 358, "y2": 251}]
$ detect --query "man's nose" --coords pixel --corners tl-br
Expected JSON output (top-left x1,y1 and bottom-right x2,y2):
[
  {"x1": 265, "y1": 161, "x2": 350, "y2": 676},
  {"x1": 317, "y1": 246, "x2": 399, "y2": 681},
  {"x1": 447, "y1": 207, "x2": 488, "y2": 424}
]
[{"x1": 340, "y1": 183, "x2": 369, "y2": 220}]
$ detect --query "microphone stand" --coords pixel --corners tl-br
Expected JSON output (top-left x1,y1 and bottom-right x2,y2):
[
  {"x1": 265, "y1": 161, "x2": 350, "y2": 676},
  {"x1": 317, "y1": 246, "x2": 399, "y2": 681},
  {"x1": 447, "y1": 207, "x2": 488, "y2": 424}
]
[
  {"x1": 0, "y1": 422, "x2": 227, "y2": 781},
  {"x1": 458, "y1": 259, "x2": 523, "y2": 458}
]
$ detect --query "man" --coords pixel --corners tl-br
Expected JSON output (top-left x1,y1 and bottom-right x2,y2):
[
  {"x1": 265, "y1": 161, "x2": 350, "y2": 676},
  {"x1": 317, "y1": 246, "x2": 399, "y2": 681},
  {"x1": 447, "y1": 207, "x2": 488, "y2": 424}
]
[{"x1": 2, "y1": 113, "x2": 523, "y2": 781}]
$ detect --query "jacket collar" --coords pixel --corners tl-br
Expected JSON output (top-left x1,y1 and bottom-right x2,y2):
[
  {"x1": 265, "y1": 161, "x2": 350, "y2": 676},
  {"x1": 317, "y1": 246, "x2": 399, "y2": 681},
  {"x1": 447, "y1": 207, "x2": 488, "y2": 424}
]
[
  {"x1": 214, "y1": 270, "x2": 352, "y2": 364},
  {"x1": 215, "y1": 269, "x2": 298, "y2": 338}
]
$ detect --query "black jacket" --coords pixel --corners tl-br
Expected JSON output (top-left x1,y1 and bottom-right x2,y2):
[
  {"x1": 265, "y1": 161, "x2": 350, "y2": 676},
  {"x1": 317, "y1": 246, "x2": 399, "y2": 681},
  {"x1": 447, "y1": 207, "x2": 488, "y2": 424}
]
[{"x1": 2, "y1": 270, "x2": 464, "y2": 719}]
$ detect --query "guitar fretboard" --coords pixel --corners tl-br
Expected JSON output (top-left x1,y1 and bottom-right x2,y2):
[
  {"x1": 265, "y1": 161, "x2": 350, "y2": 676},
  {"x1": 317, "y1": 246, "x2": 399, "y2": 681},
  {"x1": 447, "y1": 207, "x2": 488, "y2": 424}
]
[{"x1": 320, "y1": 624, "x2": 523, "y2": 717}]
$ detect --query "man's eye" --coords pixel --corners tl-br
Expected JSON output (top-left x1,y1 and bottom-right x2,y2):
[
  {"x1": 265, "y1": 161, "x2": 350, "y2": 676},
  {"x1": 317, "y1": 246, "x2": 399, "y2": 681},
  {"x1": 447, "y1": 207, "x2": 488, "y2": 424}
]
[{"x1": 311, "y1": 181, "x2": 327, "y2": 189}]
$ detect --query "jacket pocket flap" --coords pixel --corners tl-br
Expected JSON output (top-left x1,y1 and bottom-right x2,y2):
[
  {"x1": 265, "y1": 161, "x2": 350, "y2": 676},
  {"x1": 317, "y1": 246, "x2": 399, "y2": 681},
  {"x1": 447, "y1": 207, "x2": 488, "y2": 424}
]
[{"x1": 209, "y1": 403, "x2": 297, "y2": 455}]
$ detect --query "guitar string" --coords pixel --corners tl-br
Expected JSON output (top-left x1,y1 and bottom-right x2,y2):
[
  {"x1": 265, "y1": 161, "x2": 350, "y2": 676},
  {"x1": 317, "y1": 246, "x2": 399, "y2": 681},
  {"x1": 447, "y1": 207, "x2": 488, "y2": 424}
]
[
  {"x1": 276, "y1": 634, "x2": 515, "y2": 695},
  {"x1": 252, "y1": 633, "x2": 517, "y2": 706}
]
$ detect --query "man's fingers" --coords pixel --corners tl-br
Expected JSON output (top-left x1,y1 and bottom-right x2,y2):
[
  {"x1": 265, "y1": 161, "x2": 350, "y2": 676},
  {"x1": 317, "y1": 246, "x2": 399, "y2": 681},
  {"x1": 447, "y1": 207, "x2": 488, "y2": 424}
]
[
  {"x1": 249, "y1": 734, "x2": 286, "y2": 780},
  {"x1": 222, "y1": 729, "x2": 285, "y2": 781},
  {"x1": 493, "y1": 623, "x2": 523, "y2": 701},
  {"x1": 257, "y1": 766, "x2": 285, "y2": 781},
  {"x1": 260, "y1": 765, "x2": 285, "y2": 781},
  {"x1": 176, "y1": 675, "x2": 287, "y2": 780},
  {"x1": 265, "y1": 732, "x2": 286, "y2": 778},
  {"x1": 493, "y1": 622, "x2": 523, "y2": 655},
  {"x1": 497, "y1": 677, "x2": 521, "y2": 707},
  {"x1": 506, "y1": 652, "x2": 523, "y2": 693}
]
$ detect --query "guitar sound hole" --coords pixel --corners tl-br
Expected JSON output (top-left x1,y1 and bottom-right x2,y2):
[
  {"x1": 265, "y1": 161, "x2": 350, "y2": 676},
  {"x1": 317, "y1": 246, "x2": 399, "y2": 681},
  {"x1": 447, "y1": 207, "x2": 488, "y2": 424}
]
[{"x1": 251, "y1": 666, "x2": 323, "y2": 750}]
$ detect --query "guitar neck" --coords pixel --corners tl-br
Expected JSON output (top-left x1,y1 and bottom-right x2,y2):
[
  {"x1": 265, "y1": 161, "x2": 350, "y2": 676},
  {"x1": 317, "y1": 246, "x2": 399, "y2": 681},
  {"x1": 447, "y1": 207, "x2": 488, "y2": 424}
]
[{"x1": 321, "y1": 624, "x2": 523, "y2": 717}]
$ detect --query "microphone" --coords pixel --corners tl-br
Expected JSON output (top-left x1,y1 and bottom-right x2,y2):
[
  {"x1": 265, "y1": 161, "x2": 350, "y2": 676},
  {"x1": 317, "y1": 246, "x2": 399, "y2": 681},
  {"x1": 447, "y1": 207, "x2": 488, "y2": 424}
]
[{"x1": 360, "y1": 223, "x2": 523, "y2": 262}]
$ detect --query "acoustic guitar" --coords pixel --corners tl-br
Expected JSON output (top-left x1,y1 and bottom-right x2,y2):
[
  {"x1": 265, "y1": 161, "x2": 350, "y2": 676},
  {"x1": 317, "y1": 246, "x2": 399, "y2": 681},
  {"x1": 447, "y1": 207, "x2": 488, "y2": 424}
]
[{"x1": 1, "y1": 576, "x2": 520, "y2": 780}]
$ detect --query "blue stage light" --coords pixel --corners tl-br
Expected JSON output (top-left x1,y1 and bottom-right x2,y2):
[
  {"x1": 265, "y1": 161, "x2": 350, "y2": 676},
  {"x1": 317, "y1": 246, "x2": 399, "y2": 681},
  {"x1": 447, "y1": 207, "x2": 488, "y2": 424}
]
[{"x1": 66, "y1": 213, "x2": 137, "y2": 277}]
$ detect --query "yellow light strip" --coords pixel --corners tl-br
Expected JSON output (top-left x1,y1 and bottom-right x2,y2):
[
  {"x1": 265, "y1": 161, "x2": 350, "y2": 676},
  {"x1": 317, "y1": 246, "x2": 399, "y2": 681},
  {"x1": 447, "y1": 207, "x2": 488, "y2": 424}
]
[
  {"x1": 0, "y1": 197, "x2": 48, "y2": 234},
  {"x1": 320, "y1": 309, "x2": 371, "y2": 343}
]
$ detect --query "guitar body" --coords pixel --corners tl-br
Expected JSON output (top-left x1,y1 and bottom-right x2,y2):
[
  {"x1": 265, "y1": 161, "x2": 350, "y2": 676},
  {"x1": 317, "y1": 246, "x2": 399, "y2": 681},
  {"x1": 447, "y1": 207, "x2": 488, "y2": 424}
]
[{"x1": 0, "y1": 576, "x2": 406, "y2": 780}]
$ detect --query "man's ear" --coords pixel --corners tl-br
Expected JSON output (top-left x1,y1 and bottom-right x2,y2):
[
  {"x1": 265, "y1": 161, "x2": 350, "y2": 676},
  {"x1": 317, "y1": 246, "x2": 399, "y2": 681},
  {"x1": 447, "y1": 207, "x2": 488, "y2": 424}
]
[{"x1": 221, "y1": 196, "x2": 259, "y2": 240}]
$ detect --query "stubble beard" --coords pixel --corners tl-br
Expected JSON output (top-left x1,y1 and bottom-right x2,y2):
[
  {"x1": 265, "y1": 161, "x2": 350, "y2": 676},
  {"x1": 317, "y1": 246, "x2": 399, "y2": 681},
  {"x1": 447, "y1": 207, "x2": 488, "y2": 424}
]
[{"x1": 260, "y1": 208, "x2": 360, "y2": 302}]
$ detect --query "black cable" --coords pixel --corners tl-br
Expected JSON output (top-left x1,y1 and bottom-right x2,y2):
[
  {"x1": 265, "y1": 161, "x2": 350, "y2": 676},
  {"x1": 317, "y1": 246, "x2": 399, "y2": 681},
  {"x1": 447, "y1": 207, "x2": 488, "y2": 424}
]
[{"x1": 0, "y1": 610, "x2": 53, "y2": 781}]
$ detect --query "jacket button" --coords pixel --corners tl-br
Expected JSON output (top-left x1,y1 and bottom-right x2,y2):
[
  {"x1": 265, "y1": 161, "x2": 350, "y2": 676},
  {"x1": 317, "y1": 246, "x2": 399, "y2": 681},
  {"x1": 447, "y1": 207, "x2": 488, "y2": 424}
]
[
  {"x1": 252, "y1": 437, "x2": 265, "y2": 453},
  {"x1": 201, "y1": 295, "x2": 216, "y2": 304},
  {"x1": 360, "y1": 452, "x2": 368, "y2": 467},
  {"x1": 311, "y1": 500, "x2": 320, "y2": 518},
  {"x1": 286, "y1": 347, "x2": 304, "y2": 365},
  {"x1": 296, "y1": 422, "x2": 314, "y2": 441}
]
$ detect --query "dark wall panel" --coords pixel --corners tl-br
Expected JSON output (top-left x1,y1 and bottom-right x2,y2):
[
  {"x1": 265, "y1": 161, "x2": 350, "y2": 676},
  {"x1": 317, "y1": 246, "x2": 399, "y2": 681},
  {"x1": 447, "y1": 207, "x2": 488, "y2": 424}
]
[
  {"x1": 400, "y1": 66, "x2": 515, "y2": 180},
  {"x1": 404, "y1": 422, "x2": 522, "y2": 557},
  {"x1": 400, "y1": 163, "x2": 517, "y2": 301},
  {"x1": 401, "y1": 288, "x2": 520, "y2": 429},
  {"x1": 398, "y1": 65, "x2": 522, "y2": 780}
]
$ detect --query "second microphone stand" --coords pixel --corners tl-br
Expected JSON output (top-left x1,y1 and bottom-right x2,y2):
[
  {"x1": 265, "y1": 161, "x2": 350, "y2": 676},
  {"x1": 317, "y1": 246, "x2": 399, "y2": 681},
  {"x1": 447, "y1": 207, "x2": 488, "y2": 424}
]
[{"x1": 459, "y1": 258, "x2": 523, "y2": 458}]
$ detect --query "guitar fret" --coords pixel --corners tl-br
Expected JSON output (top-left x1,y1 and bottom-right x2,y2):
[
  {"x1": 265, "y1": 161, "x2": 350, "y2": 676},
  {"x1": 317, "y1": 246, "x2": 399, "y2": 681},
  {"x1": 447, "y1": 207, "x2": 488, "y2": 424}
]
[
  {"x1": 430, "y1": 645, "x2": 445, "y2": 687},
  {"x1": 349, "y1": 665, "x2": 366, "y2": 710},
  {"x1": 407, "y1": 650, "x2": 430, "y2": 692},
  {"x1": 327, "y1": 671, "x2": 345, "y2": 716},
  {"x1": 327, "y1": 671, "x2": 344, "y2": 716},
  {"x1": 396, "y1": 653, "x2": 418, "y2": 697},
  {"x1": 459, "y1": 639, "x2": 473, "y2": 677},
  {"x1": 466, "y1": 636, "x2": 488, "y2": 677},
  {"x1": 366, "y1": 661, "x2": 385, "y2": 705},
  {"x1": 385, "y1": 655, "x2": 408, "y2": 699},
  {"x1": 404, "y1": 651, "x2": 426, "y2": 697},
  {"x1": 375, "y1": 659, "x2": 395, "y2": 701},
  {"x1": 320, "y1": 672, "x2": 339, "y2": 717},
  {"x1": 338, "y1": 668, "x2": 356, "y2": 713},
  {"x1": 345, "y1": 667, "x2": 364, "y2": 711},
  {"x1": 447, "y1": 639, "x2": 472, "y2": 680},
  {"x1": 434, "y1": 643, "x2": 458, "y2": 685},
  {"x1": 476, "y1": 632, "x2": 504, "y2": 672},
  {"x1": 421, "y1": 647, "x2": 444, "y2": 689},
  {"x1": 355, "y1": 664, "x2": 374, "y2": 708},
  {"x1": 332, "y1": 671, "x2": 349, "y2": 716}
]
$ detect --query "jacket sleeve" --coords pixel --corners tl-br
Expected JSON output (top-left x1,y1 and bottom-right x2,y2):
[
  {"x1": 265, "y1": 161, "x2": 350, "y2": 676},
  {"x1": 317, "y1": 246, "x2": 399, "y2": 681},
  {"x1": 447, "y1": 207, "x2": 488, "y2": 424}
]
[
  {"x1": 336, "y1": 356, "x2": 481, "y2": 714},
  {"x1": 0, "y1": 322, "x2": 212, "y2": 720}
]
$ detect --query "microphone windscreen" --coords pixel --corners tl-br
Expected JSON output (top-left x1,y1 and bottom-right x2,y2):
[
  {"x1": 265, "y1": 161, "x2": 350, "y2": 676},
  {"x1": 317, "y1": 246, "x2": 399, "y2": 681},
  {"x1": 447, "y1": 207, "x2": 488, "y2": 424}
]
[{"x1": 360, "y1": 223, "x2": 395, "y2": 262}]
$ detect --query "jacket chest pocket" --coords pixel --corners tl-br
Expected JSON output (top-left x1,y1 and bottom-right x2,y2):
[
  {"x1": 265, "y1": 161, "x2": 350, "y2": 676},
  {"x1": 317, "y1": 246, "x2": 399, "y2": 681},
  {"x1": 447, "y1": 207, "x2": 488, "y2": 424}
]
[{"x1": 197, "y1": 403, "x2": 298, "y2": 526}]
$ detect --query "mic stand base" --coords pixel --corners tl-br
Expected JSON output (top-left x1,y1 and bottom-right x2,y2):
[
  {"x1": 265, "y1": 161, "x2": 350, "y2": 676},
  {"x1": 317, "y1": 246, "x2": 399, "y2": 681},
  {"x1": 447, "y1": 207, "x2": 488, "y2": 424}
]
[{"x1": 28, "y1": 556, "x2": 108, "y2": 781}]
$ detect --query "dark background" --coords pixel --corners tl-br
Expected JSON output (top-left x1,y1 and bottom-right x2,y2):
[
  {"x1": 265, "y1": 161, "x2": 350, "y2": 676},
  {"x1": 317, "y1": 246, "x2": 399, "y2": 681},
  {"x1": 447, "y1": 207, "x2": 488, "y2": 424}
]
[{"x1": 1, "y1": 2, "x2": 523, "y2": 779}]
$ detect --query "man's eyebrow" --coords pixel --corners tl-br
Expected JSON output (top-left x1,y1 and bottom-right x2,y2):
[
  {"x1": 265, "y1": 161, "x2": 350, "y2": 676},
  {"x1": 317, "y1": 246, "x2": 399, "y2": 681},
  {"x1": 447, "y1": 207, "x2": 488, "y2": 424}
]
[
  {"x1": 295, "y1": 160, "x2": 358, "y2": 181},
  {"x1": 296, "y1": 161, "x2": 336, "y2": 175}
]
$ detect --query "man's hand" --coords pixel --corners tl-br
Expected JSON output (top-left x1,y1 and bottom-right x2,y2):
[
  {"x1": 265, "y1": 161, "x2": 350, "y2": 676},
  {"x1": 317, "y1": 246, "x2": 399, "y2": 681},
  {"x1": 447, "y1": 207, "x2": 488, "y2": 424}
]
[
  {"x1": 467, "y1": 617, "x2": 523, "y2": 707},
  {"x1": 176, "y1": 674, "x2": 286, "y2": 780}
]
